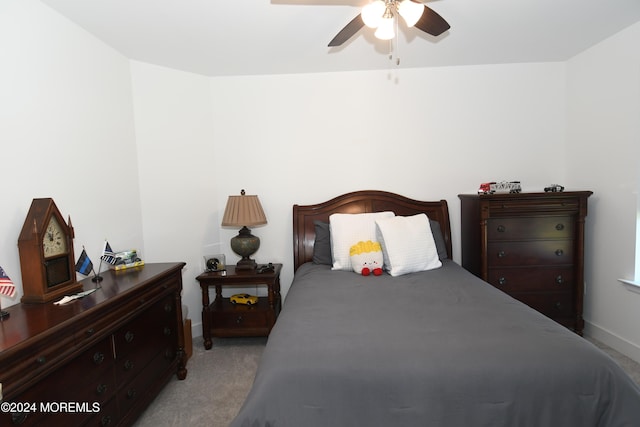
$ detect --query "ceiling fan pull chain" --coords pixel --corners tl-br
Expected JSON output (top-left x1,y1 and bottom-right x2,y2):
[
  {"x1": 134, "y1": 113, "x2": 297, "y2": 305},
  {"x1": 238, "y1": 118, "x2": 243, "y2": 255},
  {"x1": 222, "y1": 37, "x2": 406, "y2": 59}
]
[
  {"x1": 388, "y1": 40, "x2": 397, "y2": 69},
  {"x1": 394, "y1": 14, "x2": 400, "y2": 66}
]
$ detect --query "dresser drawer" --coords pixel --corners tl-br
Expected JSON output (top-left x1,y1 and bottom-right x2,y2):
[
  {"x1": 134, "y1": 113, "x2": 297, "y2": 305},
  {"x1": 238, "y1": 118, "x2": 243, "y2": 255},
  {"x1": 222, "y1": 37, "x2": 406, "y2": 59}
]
[
  {"x1": 487, "y1": 267, "x2": 574, "y2": 292},
  {"x1": 1, "y1": 338, "x2": 116, "y2": 427},
  {"x1": 117, "y1": 346, "x2": 176, "y2": 417},
  {"x1": 487, "y1": 217, "x2": 574, "y2": 240},
  {"x1": 114, "y1": 294, "x2": 177, "y2": 386},
  {"x1": 1, "y1": 329, "x2": 78, "y2": 399},
  {"x1": 487, "y1": 240, "x2": 574, "y2": 266},
  {"x1": 485, "y1": 197, "x2": 583, "y2": 214},
  {"x1": 85, "y1": 396, "x2": 119, "y2": 427},
  {"x1": 512, "y1": 292, "x2": 574, "y2": 318}
]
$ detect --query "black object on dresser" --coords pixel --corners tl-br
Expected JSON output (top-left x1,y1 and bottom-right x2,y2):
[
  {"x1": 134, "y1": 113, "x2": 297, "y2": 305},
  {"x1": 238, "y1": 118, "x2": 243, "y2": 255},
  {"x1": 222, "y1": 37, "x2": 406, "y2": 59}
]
[
  {"x1": 459, "y1": 192, "x2": 592, "y2": 334},
  {"x1": 0, "y1": 263, "x2": 187, "y2": 427}
]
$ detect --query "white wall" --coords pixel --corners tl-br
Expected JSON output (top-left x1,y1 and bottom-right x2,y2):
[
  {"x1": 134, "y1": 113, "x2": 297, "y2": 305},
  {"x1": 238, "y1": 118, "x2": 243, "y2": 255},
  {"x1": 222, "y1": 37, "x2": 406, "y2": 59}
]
[
  {"x1": 208, "y1": 64, "x2": 567, "y2": 299},
  {"x1": 129, "y1": 61, "x2": 218, "y2": 322},
  {"x1": 566, "y1": 21, "x2": 640, "y2": 361},
  {"x1": 0, "y1": 0, "x2": 143, "y2": 308}
]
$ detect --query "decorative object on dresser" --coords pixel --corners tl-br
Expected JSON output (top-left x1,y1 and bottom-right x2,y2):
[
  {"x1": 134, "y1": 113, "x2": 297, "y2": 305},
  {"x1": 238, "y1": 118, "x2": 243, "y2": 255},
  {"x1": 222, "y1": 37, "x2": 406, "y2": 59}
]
[
  {"x1": 459, "y1": 191, "x2": 592, "y2": 334},
  {"x1": 0, "y1": 265, "x2": 16, "y2": 319},
  {"x1": 221, "y1": 190, "x2": 268, "y2": 270},
  {"x1": 477, "y1": 181, "x2": 522, "y2": 194},
  {"x1": 196, "y1": 264, "x2": 282, "y2": 349},
  {"x1": 0, "y1": 263, "x2": 187, "y2": 427},
  {"x1": 18, "y1": 198, "x2": 84, "y2": 303}
]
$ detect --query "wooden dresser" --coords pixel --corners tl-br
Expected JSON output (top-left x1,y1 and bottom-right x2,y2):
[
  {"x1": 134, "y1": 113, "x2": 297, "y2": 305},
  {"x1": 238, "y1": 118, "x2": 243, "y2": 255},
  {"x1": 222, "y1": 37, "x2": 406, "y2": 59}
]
[
  {"x1": 0, "y1": 263, "x2": 187, "y2": 426},
  {"x1": 459, "y1": 192, "x2": 592, "y2": 334}
]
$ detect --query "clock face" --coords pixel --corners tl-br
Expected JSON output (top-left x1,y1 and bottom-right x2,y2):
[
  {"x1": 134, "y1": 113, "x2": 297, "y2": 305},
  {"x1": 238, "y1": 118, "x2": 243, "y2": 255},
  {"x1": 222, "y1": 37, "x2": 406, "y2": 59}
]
[{"x1": 42, "y1": 216, "x2": 68, "y2": 258}]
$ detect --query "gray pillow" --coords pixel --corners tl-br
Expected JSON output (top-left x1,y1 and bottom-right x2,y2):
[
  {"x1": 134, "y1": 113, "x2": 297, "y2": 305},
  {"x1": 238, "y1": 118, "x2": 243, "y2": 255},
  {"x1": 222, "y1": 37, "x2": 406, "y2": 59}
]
[
  {"x1": 429, "y1": 219, "x2": 448, "y2": 260},
  {"x1": 312, "y1": 221, "x2": 332, "y2": 265}
]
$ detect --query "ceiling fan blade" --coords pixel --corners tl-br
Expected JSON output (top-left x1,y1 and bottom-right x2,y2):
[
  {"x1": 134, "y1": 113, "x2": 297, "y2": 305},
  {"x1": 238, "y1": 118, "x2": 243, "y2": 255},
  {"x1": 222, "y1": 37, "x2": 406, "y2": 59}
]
[
  {"x1": 414, "y1": 5, "x2": 450, "y2": 36},
  {"x1": 328, "y1": 14, "x2": 365, "y2": 47}
]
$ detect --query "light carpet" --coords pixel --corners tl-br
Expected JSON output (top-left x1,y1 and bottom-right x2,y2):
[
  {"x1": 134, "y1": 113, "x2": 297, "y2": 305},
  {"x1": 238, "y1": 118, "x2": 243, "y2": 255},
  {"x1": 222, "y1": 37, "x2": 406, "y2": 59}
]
[{"x1": 133, "y1": 336, "x2": 266, "y2": 427}]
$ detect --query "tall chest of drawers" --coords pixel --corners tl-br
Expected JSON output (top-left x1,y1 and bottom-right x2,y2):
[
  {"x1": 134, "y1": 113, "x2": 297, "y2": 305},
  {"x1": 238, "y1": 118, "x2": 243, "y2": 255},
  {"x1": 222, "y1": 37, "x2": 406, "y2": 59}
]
[{"x1": 459, "y1": 192, "x2": 592, "y2": 334}]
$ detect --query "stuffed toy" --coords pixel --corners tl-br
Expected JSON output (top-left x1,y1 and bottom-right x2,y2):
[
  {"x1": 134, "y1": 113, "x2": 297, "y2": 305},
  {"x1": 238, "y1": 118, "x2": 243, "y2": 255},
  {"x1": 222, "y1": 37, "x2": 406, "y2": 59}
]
[{"x1": 349, "y1": 240, "x2": 384, "y2": 276}]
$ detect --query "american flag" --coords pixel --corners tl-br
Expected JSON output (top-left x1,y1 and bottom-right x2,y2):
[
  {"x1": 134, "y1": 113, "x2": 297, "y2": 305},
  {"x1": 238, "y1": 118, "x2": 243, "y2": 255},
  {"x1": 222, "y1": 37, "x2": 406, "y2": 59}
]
[
  {"x1": 101, "y1": 241, "x2": 118, "y2": 265},
  {"x1": 0, "y1": 265, "x2": 16, "y2": 298}
]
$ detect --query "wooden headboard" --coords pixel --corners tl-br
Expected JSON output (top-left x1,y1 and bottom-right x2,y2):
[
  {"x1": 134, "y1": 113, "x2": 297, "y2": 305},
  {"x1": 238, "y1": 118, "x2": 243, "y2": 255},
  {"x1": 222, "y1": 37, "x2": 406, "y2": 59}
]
[{"x1": 293, "y1": 190, "x2": 452, "y2": 271}]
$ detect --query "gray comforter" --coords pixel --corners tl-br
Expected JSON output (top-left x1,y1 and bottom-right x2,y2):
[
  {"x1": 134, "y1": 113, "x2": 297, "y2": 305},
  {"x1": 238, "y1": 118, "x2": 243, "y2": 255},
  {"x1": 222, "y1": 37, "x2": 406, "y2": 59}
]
[{"x1": 231, "y1": 261, "x2": 640, "y2": 426}]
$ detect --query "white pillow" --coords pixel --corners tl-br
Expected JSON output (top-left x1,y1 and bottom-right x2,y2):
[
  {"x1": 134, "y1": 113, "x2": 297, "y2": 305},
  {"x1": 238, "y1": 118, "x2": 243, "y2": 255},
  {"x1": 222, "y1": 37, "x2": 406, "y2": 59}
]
[
  {"x1": 375, "y1": 213, "x2": 442, "y2": 277},
  {"x1": 329, "y1": 211, "x2": 394, "y2": 271}
]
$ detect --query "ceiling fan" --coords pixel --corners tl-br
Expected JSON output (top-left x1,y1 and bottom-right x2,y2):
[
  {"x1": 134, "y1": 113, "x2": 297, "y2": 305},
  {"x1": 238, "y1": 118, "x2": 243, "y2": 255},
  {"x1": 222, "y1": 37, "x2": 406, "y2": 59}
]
[{"x1": 328, "y1": 0, "x2": 450, "y2": 47}]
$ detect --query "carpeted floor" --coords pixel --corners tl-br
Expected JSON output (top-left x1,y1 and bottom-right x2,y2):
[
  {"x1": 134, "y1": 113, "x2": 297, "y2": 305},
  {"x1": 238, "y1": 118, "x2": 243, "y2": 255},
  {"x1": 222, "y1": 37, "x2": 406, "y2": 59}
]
[
  {"x1": 589, "y1": 338, "x2": 640, "y2": 385},
  {"x1": 133, "y1": 335, "x2": 640, "y2": 427},
  {"x1": 133, "y1": 336, "x2": 267, "y2": 427}
]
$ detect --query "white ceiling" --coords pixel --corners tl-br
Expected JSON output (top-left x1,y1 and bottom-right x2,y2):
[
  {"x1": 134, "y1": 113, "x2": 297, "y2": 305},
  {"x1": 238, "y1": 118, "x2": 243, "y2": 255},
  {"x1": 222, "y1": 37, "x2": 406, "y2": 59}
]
[{"x1": 41, "y1": 0, "x2": 640, "y2": 77}]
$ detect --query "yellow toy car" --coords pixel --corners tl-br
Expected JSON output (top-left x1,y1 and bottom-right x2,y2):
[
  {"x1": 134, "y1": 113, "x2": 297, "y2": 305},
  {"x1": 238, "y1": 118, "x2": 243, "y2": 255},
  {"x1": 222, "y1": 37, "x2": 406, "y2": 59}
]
[{"x1": 230, "y1": 293, "x2": 258, "y2": 305}]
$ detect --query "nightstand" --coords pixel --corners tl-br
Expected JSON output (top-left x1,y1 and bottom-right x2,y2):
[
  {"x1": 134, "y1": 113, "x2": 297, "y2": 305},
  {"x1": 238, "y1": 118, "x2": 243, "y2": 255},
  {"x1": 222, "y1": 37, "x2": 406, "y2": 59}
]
[{"x1": 196, "y1": 263, "x2": 282, "y2": 349}]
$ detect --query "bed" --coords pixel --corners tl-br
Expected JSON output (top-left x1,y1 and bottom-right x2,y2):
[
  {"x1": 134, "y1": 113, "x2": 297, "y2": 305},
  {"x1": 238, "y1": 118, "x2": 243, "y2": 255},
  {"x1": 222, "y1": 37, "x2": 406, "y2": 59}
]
[{"x1": 230, "y1": 190, "x2": 640, "y2": 427}]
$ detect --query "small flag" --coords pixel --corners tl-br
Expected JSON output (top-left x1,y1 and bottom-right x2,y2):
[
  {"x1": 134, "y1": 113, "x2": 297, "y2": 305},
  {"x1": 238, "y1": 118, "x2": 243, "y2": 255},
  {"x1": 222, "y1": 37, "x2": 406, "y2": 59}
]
[
  {"x1": 101, "y1": 241, "x2": 118, "y2": 265},
  {"x1": 75, "y1": 249, "x2": 93, "y2": 276},
  {"x1": 0, "y1": 266, "x2": 16, "y2": 298}
]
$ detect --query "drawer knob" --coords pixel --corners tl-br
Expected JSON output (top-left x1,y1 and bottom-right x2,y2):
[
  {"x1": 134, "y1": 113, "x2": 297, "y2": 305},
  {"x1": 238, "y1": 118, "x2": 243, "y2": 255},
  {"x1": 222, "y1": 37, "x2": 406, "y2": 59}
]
[
  {"x1": 127, "y1": 388, "x2": 137, "y2": 399},
  {"x1": 556, "y1": 275, "x2": 564, "y2": 284},
  {"x1": 96, "y1": 383, "x2": 108, "y2": 395},
  {"x1": 124, "y1": 359, "x2": 134, "y2": 371},
  {"x1": 11, "y1": 412, "x2": 28, "y2": 425},
  {"x1": 498, "y1": 277, "x2": 506, "y2": 286},
  {"x1": 556, "y1": 223, "x2": 565, "y2": 231},
  {"x1": 36, "y1": 356, "x2": 46, "y2": 365},
  {"x1": 555, "y1": 302, "x2": 562, "y2": 310},
  {"x1": 236, "y1": 315, "x2": 243, "y2": 324},
  {"x1": 101, "y1": 415, "x2": 112, "y2": 427},
  {"x1": 497, "y1": 225, "x2": 506, "y2": 232},
  {"x1": 93, "y1": 352, "x2": 105, "y2": 365},
  {"x1": 86, "y1": 328, "x2": 95, "y2": 337},
  {"x1": 555, "y1": 249, "x2": 564, "y2": 256},
  {"x1": 497, "y1": 251, "x2": 506, "y2": 258},
  {"x1": 164, "y1": 303, "x2": 173, "y2": 313},
  {"x1": 125, "y1": 331, "x2": 135, "y2": 343},
  {"x1": 164, "y1": 327, "x2": 172, "y2": 336}
]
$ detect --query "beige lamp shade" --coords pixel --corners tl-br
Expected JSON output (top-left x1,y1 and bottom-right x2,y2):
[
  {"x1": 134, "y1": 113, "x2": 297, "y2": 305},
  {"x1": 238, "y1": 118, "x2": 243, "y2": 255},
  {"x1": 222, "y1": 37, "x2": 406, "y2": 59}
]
[{"x1": 221, "y1": 192, "x2": 267, "y2": 227}]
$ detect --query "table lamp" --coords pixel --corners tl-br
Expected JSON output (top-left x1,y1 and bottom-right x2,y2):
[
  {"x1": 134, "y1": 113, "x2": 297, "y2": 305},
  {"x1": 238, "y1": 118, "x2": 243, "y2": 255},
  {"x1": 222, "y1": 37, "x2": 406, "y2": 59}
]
[{"x1": 221, "y1": 190, "x2": 267, "y2": 270}]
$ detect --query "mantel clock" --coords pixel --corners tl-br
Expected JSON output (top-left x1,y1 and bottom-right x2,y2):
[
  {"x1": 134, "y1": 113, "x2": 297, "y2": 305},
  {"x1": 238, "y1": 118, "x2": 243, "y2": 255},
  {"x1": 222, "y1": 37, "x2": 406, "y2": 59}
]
[{"x1": 18, "y1": 198, "x2": 82, "y2": 303}]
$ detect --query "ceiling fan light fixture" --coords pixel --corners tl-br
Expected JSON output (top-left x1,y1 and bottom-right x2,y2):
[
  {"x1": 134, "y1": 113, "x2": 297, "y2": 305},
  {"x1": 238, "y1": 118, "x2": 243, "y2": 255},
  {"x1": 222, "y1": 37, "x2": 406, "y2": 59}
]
[
  {"x1": 374, "y1": 14, "x2": 395, "y2": 40},
  {"x1": 397, "y1": 0, "x2": 424, "y2": 27},
  {"x1": 362, "y1": 0, "x2": 386, "y2": 28}
]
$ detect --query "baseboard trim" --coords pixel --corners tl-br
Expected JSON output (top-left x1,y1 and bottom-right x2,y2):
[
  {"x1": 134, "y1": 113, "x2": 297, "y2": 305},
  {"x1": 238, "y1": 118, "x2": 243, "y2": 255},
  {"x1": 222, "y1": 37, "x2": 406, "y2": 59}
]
[
  {"x1": 584, "y1": 320, "x2": 640, "y2": 364},
  {"x1": 192, "y1": 320, "x2": 202, "y2": 341}
]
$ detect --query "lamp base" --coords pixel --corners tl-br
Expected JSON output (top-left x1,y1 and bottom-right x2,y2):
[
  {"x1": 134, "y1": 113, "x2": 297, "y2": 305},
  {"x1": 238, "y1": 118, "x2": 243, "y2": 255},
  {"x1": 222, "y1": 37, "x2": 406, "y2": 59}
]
[
  {"x1": 236, "y1": 258, "x2": 258, "y2": 270},
  {"x1": 230, "y1": 226, "x2": 260, "y2": 270}
]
